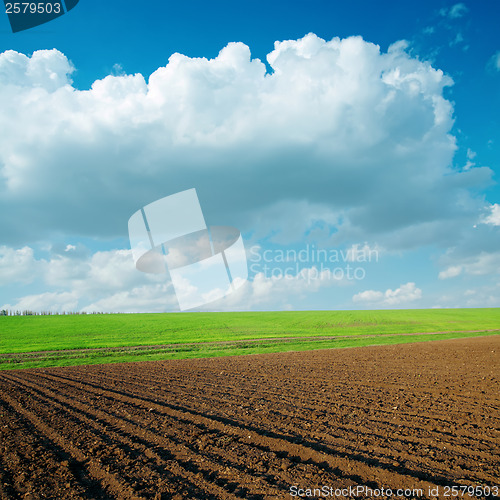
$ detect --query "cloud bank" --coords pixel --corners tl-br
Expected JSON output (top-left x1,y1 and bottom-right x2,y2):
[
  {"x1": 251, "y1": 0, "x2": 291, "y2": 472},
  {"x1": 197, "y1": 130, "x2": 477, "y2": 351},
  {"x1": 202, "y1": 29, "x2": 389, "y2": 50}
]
[
  {"x1": 1, "y1": 34, "x2": 497, "y2": 312},
  {"x1": 0, "y1": 34, "x2": 490, "y2": 250},
  {"x1": 0, "y1": 244, "x2": 350, "y2": 312}
]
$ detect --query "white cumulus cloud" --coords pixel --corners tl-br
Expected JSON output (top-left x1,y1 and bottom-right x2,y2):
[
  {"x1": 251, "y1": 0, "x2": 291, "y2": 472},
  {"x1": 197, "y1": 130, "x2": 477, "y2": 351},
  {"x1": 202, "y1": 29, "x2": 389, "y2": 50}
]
[
  {"x1": 481, "y1": 204, "x2": 500, "y2": 226},
  {"x1": 1, "y1": 34, "x2": 497, "y2": 313},
  {"x1": 0, "y1": 245, "x2": 168, "y2": 313},
  {"x1": 352, "y1": 282, "x2": 422, "y2": 306},
  {"x1": 0, "y1": 242, "x2": 356, "y2": 313},
  {"x1": 0, "y1": 34, "x2": 489, "y2": 252},
  {"x1": 0, "y1": 246, "x2": 39, "y2": 284},
  {"x1": 200, "y1": 267, "x2": 342, "y2": 311},
  {"x1": 438, "y1": 265, "x2": 463, "y2": 279},
  {"x1": 0, "y1": 49, "x2": 73, "y2": 91}
]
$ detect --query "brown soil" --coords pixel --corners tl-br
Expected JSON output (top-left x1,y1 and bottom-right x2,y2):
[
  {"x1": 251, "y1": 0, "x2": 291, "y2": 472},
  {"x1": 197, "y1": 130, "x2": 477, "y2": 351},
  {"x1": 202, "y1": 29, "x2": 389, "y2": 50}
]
[{"x1": 0, "y1": 336, "x2": 498, "y2": 500}]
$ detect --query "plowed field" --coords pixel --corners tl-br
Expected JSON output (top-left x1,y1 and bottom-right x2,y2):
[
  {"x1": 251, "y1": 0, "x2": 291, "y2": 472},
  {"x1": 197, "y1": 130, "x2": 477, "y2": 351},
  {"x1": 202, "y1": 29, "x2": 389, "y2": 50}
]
[{"x1": 0, "y1": 336, "x2": 498, "y2": 500}]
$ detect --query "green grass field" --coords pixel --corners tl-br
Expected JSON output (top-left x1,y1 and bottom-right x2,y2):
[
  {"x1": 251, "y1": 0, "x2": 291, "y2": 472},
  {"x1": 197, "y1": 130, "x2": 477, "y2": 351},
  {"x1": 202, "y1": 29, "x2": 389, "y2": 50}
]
[{"x1": 1, "y1": 308, "x2": 499, "y2": 370}]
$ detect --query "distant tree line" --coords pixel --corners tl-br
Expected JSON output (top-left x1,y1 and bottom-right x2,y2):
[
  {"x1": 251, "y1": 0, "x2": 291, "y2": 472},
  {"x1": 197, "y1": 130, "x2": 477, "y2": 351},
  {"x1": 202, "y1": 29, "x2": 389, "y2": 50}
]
[{"x1": 0, "y1": 310, "x2": 107, "y2": 316}]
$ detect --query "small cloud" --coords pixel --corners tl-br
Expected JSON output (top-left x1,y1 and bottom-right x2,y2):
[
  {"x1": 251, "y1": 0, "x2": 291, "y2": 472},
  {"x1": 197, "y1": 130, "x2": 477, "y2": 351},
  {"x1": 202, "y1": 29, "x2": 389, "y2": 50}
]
[
  {"x1": 441, "y1": 3, "x2": 468, "y2": 19},
  {"x1": 50, "y1": 242, "x2": 89, "y2": 259},
  {"x1": 353, "y1": 289, "x2": 384, "y2": 303},
  {"x1": 423, "y1": 26, "x2": 435, "y2": 35},
  {"x1": 387, "y1": 39, "x2": 410, "y2": 53},
  {"x1": 481, "y1": 203, "x2": 500, "y2": 226},
  {"x1": 111, "y1": 63, "x2": 125, "y2": 76},
  {"x1": 450, "y1": 3, "x2": 468, "y2": 18},
  {"x1": 467, "y1": 148, "x2": 477, "y2": 160},
  {"x1": 449, "y1": 32, "x2": 464, "y2": 47},
  {"x1": 352, "y1": 282, "x2": 422, "y2": 306},
  {"x1": 490, "y1": 51, "x2": 500, "y2": 71},
  {"x1": 463, "y1": 148, "x2": 476, "y2": 171},
  {"x1": 438, "y1": 265, "x2": 463, "y2": 279}
]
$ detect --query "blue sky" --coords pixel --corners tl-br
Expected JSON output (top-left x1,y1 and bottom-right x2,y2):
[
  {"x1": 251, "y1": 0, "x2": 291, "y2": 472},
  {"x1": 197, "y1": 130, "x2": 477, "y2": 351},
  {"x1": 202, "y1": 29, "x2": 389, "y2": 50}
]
[{"x1": 0, "y1": 0, "x2": 499, "y2": 312}]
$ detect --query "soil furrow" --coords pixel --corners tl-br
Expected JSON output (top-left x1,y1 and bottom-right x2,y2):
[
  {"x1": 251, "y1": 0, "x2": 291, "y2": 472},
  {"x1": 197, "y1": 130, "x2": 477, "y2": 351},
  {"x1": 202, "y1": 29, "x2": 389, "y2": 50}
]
[
  {"x1": 39, "y1": 371, "x2": 452, "y2": 491},
  {"x1": 0, "y1": 384, "x2": 145, "y2": 500},
  {"x1": 0, "y1": 336, "x2": 498, "y2": 499},
  {"x1": 4, "y1": 372, "x2": 280, "y2": 499},
  {"x1": 0, "y1": 394, "x2": 112, "y2": 500},
  {"x1": 60, "y1": 363, "x2": 498, "y2": 443},
  {"x1": 44, "y1": 368, "x2": 497, "y2": 473}
]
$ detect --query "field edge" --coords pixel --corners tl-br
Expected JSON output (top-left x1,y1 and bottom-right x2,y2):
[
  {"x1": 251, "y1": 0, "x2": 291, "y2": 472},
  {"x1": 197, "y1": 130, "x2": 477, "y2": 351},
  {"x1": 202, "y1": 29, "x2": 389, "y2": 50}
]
[{"x1": 2, "y1": 330, "x2": 499, "y2": 371}]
